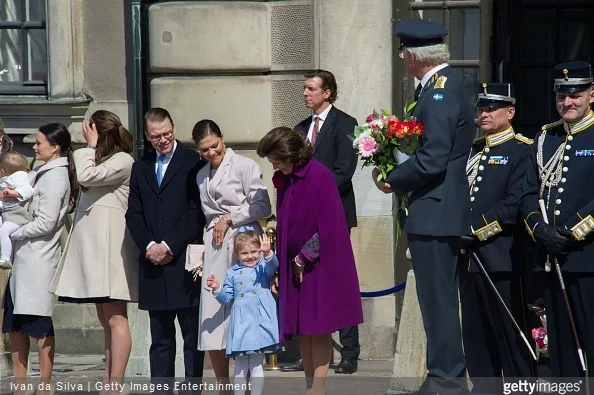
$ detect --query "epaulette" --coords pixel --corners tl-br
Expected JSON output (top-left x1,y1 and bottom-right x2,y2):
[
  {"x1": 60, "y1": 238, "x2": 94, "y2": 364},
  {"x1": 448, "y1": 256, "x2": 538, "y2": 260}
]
[
  {"x1": 435, "y1": 76, "x2": 448, "y2": 89},
  {"x1": 473, "y1": 136, "x2": 486, "y2": 144},
  {"x1": 541, "y1": 119, "x2": 563, "y2": 131},
  {"x1": 514, "y1": 134, "x2": 533, "y2": 145}
]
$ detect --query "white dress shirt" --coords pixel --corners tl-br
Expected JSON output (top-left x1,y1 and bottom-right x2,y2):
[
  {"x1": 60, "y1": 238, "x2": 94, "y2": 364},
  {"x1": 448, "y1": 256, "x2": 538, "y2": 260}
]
[
  {"x1": 420, "y1": 63, "x2": 450, "y2": 89},
  {"x1": 306, "y1": 104, "x2": 333, "y2": 143}
]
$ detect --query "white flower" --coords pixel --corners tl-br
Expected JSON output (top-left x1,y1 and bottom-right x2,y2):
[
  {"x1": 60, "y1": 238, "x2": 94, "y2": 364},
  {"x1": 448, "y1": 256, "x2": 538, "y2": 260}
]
[{"x1": 353, "y1": 128, "x2": 373, "y2": 147}]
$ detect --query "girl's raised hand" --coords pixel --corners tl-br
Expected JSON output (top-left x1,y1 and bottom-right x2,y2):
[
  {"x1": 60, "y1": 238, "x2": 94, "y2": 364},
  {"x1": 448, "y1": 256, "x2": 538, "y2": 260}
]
[
  {"x1": 259, "y1": 234, "x2": 271, "y2": 255},
  {"x1": 206, "y1": 274, "x2": 220, "y2": 291}
]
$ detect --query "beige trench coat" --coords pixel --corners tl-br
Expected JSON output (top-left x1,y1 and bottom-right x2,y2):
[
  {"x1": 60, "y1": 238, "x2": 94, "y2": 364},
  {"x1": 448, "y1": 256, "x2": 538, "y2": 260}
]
[
  {"x1": 50, "y1": 149, "x2": 139, "y2": 301},
  {"x1": 196, "y1": 148, "x2": 271, "y2": 350},
  {"x1": 9, "y1": 158, "x2": 70, "y2": 316}
]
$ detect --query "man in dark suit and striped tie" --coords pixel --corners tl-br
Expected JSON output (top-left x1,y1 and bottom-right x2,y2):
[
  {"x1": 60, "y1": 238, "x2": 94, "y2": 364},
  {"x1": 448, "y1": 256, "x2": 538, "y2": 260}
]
[{"x1": 281, "y1": 69, "x2": 360, "y2": 375}]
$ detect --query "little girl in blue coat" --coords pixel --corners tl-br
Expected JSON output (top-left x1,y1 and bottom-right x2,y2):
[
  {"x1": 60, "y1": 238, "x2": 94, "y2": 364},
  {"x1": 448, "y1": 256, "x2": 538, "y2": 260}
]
[{"x1": 207, "y1": 229, "x2": 280, "y2": 395}]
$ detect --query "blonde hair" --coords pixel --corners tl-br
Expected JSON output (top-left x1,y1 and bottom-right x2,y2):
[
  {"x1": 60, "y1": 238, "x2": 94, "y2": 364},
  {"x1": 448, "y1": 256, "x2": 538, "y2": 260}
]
[
  {"x1": 0, "y1": 152, "x2": 29, "y2": 176},
  {"x1": 234, "y1": 230, "x2": 261, "y2": 254}
]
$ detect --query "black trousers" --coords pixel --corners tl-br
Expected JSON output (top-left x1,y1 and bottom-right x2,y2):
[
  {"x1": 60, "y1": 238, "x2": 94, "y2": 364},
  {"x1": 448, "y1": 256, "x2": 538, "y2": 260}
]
[
  {"x1": 149, "y1": 307, "x2": 205, "y2": 394},
  {"x1": 459, "y1": 271, "x2": 535, "y2": 393},
  {"x1": 338, "y1": 325, "x2": 360, "y2": 360},
  {"x1": 408, "y1": 234, "x2": 467, "y2": 394},
  {"x1": 544, "y1": 272, "x2": 594, "y2": 378}
]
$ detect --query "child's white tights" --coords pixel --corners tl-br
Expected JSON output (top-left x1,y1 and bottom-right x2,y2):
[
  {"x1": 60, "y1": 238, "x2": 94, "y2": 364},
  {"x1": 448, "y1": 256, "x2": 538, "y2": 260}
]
[
  {"x1": 0, "y1": 221, "x2": 20, "y2": 261},
  {"x1": 233, "y1": 353, "x2": 264, "y2": 395}
]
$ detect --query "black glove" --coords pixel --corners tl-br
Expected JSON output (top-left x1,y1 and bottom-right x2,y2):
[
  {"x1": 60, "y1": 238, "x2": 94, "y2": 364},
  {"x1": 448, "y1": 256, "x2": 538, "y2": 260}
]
[
  {"x1": 533, "y1": 222, "x2": 575, "y2": 256},
  {"x1": 458, "y1": 234, "x2": 478, "y2": 250}
]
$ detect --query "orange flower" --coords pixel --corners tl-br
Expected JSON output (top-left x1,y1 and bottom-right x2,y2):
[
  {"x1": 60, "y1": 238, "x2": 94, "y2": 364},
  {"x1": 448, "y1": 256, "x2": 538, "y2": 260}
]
[{"x1": 410, "y1": 120, "x2": 423, "y2": 135}]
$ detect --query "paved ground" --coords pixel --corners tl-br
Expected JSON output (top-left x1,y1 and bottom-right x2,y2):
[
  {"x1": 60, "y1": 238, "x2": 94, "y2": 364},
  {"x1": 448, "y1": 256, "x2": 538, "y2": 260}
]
[{"x1": 0, "y1": 355, "x2": 396, "y2": 395}]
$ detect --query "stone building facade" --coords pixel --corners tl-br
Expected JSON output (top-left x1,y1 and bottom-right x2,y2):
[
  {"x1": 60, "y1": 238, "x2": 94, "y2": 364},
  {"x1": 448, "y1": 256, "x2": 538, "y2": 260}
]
[{"x1": 2, "y1": 0, "x2": 591, "y2": 377}]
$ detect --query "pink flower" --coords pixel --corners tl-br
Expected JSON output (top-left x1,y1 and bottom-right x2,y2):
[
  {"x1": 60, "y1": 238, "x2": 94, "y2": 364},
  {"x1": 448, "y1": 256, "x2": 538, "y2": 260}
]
[
  {"x1": 365, "y1": 114, "x2": 375, "y2": 123},
  {"x1": 358, "y1": 136, "x2": 378, "y2": 158}
]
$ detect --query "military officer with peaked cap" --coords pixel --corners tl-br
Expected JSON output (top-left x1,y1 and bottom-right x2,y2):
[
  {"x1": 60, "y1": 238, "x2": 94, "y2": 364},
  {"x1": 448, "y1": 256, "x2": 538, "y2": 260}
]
[
  {"x1": 373, "y1": 19, "x2": 474, "y2": 395},
  {"x1": 520, "y1": 61, "x2": 594, "y2": 377},
  {"x1": 459, "y1": 83, "x2": 535, "y2": 393}
]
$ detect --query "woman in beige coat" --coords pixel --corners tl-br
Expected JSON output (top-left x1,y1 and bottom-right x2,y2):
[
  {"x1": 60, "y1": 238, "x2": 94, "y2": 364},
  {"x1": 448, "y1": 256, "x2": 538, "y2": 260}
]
[
  {"x1": 50, "y1": 110, "x2": 138, "y2": 389},
  {"x1": 192, "y1": 119, "x2": 272, "y2": 382},
  {"x1": 2, "y1": 123, "x2": 76, "y2": 395}
]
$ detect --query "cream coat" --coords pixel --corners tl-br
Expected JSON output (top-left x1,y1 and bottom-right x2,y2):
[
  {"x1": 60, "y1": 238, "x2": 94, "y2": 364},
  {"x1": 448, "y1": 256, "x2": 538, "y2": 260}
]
[
  {"x1": 9, "y1": 157, "x2": 70, "y2": 316},
  {"x1": 196, "y1": 148, "x2": 271, "y2": 350},
  {"x1": 50, "y1": 148, "x2": 139, "y2": 302}
]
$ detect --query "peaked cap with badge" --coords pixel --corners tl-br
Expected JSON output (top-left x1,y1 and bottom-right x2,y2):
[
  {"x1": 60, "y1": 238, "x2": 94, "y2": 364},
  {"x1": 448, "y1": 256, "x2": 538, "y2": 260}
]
[
  {"x1": 462, "y1": 81, "x2": 535, "y2": 387},
  {"x1": 553, "y1": 61, "x2": 593, "y2": 93},
  {"x1": 476, "y1": 82, "x2": 516, "y2": 109},
  {"x1": 394, "y1": 19, "x2": 448, "y2": 49}
]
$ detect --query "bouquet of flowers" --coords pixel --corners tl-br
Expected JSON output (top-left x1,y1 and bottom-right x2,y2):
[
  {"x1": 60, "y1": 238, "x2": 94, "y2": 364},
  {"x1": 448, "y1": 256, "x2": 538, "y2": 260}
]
[
  {"x1": 352, "y1": 109, "x2": 423, "y2": 241},
  {"x1": 353, "y1": 109, "x2": 423, "y2": 182},
  {"x1": 532, "y1": 326, "x2": 549, "y2": 359}
]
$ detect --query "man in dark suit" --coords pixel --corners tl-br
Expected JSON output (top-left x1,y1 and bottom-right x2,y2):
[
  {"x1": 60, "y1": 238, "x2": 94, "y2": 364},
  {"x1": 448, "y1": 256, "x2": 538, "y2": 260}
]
[
  {"x1": 459, "y1": 83, "x2": 535, "y2": 393},
  {"x1": 373, "y1": 20, "x2": 474, "y2": 394},
  {"x1": 281, "y1": 69, "x2": 360, "y2": 374},
  {"x1": 126, "y1": 107, "x2": 206, "y2": 393}
]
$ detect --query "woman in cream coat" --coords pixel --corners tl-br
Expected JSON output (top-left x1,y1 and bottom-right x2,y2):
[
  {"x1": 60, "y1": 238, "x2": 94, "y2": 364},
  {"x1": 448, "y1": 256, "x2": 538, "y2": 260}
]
[
  {"x1": 2, "y1": 123, "x2": 75, "y2": 394},
  {"x1": 192, "y1": 119, "x2": 272, "y2": 382},
  {"x1": 50, "y1": 110, "x2": 138, "y2": 389}
]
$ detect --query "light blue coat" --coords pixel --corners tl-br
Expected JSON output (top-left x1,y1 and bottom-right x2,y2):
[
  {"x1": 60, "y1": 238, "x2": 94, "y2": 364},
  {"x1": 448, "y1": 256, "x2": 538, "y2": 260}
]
[{"x1": 214, "y1": 252, "x2": 279, "y2": 357}]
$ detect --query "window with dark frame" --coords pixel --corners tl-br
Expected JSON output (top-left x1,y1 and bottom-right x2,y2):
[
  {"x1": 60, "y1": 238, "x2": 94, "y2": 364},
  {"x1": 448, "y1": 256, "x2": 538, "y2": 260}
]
[
  {"x1": 0, "y1": 0, "x2": 47, "y2": 95},
  {"x1": 408, "y1": 0, "x2": 492, "y2": 106}
]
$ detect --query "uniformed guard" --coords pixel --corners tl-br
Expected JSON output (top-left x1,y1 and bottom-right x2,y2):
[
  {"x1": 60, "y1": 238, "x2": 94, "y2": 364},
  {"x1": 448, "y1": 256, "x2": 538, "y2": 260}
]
[
  {"x1": 520, "y1": 61, "x2": 594, "y2": 377},
  {"x1": 460, "y1": 83, "x2": 534, "y2": 393},
  {"x1": 373, "y1": 19, "x2": 475, "y2": 395}
]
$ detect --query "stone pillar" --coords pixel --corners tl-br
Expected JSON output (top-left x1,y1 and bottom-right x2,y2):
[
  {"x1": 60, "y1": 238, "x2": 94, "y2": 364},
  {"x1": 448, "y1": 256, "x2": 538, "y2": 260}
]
[
  {"x1": 317, "y1": 0, "x2": 398, "y2": 359},
  {"x1": 47, "y1": 0, "x2": 75, "y2": 99},
  {"x1": 127, "y1": 304, "x2": 150, "y2": 377},
  {"x1": 0, "y1": 271, "x2": 13, "y2": 377},
  {"x1": 387, "y1": 270, "x2": 426, "y2": 394},
  {"x1": 126, "y1": 304, "x2": 187, "y2": 378}
]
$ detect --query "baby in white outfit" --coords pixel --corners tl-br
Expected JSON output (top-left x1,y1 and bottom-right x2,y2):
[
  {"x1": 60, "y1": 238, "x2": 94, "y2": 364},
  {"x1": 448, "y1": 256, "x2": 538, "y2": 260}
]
[{"x1": 0, "y1": 152, "x2": 34, "y2": 269}]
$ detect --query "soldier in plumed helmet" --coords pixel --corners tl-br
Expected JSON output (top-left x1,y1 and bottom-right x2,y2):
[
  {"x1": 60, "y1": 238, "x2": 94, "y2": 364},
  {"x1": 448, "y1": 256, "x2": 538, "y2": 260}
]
[
  {"x1": 520, "y1": 61, "x2": 594, "y2": 377},
  {"x1": 459, "y1": 83, "x2": 535, "y2": 393}
]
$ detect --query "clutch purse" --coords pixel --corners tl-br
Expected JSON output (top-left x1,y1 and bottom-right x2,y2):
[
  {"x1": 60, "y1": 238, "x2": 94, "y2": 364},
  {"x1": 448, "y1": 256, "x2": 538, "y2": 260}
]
[{"x1": 185, "y1": 244, "x2": 205, "y2": 281}]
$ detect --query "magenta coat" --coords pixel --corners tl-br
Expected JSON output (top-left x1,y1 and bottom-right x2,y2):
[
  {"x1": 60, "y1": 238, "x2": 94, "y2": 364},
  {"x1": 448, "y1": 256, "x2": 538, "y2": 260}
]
[{"x1": 274, "y1": 158, "x2": 363, "y2": 342}]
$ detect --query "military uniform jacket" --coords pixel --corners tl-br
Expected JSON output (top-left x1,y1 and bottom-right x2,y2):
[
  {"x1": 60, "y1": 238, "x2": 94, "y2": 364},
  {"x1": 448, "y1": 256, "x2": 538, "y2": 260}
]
[
  {"x1": 466, "y1": 127, "x2": 532, "y2": 272},
  {"x1": 521, "y1": 110, "x2": 594, "y2": 272},
  {"x1": 386, "y1": 65, "x2": 475, "y2": 236}
]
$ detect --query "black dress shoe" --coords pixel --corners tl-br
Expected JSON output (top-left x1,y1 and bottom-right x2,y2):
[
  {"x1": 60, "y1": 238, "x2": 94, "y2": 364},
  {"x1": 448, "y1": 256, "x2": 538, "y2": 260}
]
[
  {"x1": 334, "y1": 359, "x2": 358, "y2": 374},
  {"x1": 280, "y1": 359, "x2": 303, "y2": 372}
]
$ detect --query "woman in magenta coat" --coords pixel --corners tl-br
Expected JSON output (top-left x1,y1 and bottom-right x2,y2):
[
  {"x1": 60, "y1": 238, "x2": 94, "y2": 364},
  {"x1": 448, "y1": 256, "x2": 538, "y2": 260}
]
[{"x1": 257, "y1": 127, "x2": 363, "y2": 392}]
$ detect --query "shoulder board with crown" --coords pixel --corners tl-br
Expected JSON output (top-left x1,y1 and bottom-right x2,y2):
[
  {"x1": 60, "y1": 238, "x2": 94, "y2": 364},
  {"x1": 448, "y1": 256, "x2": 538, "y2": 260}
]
[
  {"x1": 541, "y1": 119, "x2": 563, "y2": 132},
  {"x1": 514, "y1": 134, "x2": 533, "y2": 145}
]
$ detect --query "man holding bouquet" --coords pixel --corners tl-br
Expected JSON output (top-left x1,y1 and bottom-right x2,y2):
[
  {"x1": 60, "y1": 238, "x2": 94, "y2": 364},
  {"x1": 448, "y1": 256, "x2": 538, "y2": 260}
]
[
  {"x1": 460, "y1": 83, "x2": 535, "y2": 393},
  {"x1": 373, "y1": 19, "x2": 474, "y2": 394}
]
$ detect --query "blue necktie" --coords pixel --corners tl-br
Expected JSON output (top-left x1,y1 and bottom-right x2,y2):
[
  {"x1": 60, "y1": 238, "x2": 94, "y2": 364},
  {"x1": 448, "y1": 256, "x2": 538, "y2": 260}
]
[{"x1": 156, "y1": 154, "x2": 166, "y2": 186}]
